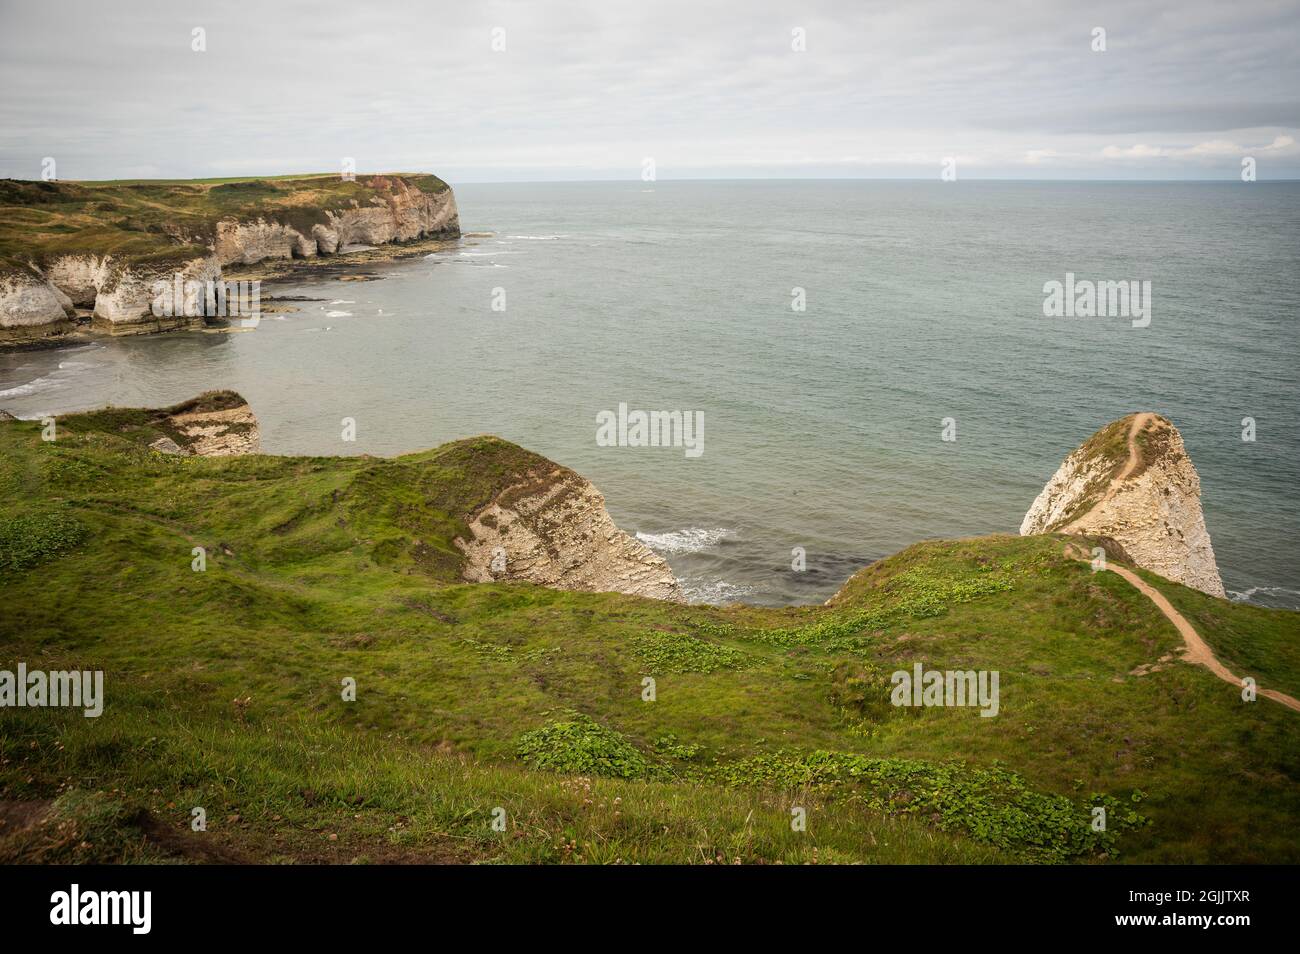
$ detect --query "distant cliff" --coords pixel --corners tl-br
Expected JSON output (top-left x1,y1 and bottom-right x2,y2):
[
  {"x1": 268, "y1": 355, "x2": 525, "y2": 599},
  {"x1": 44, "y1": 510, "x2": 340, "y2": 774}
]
[
  {"x1": 0, "y1": 174, "x2": 459, "y2": 343},
  {"x1": 1020, "y1": 412, "x2": 1225, "y2": 597}
]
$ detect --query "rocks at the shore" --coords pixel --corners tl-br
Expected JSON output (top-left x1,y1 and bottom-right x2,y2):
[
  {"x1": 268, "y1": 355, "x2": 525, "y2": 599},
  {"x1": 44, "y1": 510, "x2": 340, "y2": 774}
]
[
  {"x1": 1021, "y1": 413, "x2": 1225, "y2": 597},
  {"x1": 0, "y1": 174, "x2": 459, "y2": 343},
  {"x1": 456, "y1": 466, "x2": 683, "y2": 601},
  {"x1": 0, "y1": 264, "x2": 75, "y2": 343},
  {"x1": 92, "y1": 255, "x2": 223, "y2": 335}
]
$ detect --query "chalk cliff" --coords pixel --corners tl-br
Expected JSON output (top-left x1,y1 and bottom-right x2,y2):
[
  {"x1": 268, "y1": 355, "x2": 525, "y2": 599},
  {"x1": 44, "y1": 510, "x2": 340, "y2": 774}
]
[
  {"x1": 456, "y1": 466, "x2": 683, "y2": 601},
  {"x1": 1020, "y1": 413, "x2": 1225, "y2": 597},
  {"x1": 0, "y1": 263, "x2": 75, "y2": 343},
  {"x1": 0, "y1": 174, "x2": 459, "y2": 342}
]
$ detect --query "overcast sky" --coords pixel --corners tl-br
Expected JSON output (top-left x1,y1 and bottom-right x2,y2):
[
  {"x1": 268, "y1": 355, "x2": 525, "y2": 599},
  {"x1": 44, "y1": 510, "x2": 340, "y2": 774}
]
[{"x1": 2, "y1": 0, "x2": 1298, "y2": 182}]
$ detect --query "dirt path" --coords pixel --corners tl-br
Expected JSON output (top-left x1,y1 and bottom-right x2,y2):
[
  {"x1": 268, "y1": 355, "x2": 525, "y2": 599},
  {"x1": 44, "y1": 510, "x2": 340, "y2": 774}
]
[
  {"x1": 1064, "y1": 543, "x2": 1300, "y2": 712},
  {"x1": 1062, "y1": 412, "x2": 1154, "y2": 532},
  {"x1": 1058, "y1": 413, "x2": 1299, "y2": 711}
]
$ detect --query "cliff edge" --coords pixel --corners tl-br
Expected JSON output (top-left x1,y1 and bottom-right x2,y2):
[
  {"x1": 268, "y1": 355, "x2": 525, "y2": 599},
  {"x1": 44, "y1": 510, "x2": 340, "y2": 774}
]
[
  {"x1": 455, "y1": 464, "x2": 683, "y2": 601},
  {"x1": 0, "y1": 173, "x2": 459, "y2": 343},
  {"x1": 1020, "y1": 412, "x2": 1225, "y2": 597}
]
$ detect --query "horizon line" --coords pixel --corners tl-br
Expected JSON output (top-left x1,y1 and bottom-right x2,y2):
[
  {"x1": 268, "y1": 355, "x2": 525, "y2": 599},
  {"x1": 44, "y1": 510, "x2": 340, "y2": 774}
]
[{"x1": 8, "y1": 173, "x2": 1299, "y2": 186}]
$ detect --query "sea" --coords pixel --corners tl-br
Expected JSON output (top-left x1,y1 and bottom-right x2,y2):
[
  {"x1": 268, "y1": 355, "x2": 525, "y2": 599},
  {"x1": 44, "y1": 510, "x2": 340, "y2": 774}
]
[{"x1": 2, "y1": 180, "x2": 1297, "y2": 607}]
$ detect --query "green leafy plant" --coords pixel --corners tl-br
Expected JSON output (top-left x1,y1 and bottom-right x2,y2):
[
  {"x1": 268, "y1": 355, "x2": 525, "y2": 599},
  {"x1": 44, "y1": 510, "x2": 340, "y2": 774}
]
[
  {"x1": 632, "y1": 631, "x2": 746, "y2": 674},
  {"x1": 516, "y1": 715, "x2": 651, "y2": 779},
  {"x1": 711, "y1": 751, "x2": 1147, "y2": 861},
  {"x1": 0, "y1": 511, "x2": 87, "y2": 573}
]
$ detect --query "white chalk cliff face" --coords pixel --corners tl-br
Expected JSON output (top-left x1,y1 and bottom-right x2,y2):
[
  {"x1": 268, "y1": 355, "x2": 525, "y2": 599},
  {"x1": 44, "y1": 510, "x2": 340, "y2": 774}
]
[
  {"x1": 1021, "y1": 413, "x2": 1225, "y2": 597},
  {"x1": 212, "y1": 178, "x2": 460, "y2": 264},
  {"x1": 0, "y1": 176, "x2": 459, "y2": 341},
  {"x1": 0, "y1": 266, "x2": 75, "y2": 342},
  {"x1": 93, "y1": 256, "x2": 224, "y2": 334},
  {"x1": 456, "y1": 467, "x2": 683, "y2": 601}
]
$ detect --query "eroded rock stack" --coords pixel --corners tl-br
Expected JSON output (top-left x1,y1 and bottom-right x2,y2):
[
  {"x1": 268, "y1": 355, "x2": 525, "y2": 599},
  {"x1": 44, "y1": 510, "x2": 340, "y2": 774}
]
[{"x1": 1020, "y1": 413, "x2": 1225, "y2": 597}]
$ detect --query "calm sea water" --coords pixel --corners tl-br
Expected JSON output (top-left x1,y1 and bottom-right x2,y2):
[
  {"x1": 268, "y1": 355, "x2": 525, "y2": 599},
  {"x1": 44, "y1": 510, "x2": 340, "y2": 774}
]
[{"x1": 3, "y1": 181, "x2": 1298, "y2": 607}]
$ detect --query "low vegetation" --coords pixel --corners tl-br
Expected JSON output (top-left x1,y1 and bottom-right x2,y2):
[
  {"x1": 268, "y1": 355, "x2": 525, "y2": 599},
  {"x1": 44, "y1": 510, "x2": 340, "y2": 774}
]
[{"x1": 1, "y1": 403, "x2": 1297, "y2": 864}]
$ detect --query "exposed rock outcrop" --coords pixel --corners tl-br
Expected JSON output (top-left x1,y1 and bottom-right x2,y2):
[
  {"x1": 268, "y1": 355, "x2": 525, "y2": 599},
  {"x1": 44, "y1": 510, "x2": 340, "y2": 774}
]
[
  {"x1": 1021, "y1": 413, "x2": 1225, "y2": 597},
  {"x1": 43, "y1": 255, "x2": 109, "y2": 307},
  {"x1": 0, "y1": 174, "x2": 459, "y2": 342},
  {"x1": 165, "y1": 396, "x2": 260, "y2": 456},
  {"x1": 455, "y1": 466, "x2": 683, "y2": 601},
  {"x1": 92, "y1": 255, "x2": 222, "y2": 335},
  {"x1": 147, "y1": 391, "x2": 261, "y2": 457},
  {"x1": 0, "y1": 264, "x2": 74, "y2": 342}
]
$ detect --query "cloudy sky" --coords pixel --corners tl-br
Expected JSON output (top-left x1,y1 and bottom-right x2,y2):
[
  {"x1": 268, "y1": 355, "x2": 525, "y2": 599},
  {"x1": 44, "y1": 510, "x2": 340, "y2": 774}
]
[{"x1": 2, "y1": 0, "x2": 1298, "y2": 182}]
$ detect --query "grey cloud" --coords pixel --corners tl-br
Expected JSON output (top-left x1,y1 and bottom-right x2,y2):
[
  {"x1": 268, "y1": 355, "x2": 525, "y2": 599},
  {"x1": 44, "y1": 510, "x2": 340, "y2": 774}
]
[{"x1": 1, "y1": 0, "x2": 1297, "y2": 181}]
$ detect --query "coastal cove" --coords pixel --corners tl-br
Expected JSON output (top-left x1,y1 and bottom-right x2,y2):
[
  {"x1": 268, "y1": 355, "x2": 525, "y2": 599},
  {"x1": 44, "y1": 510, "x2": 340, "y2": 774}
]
[{"x1": 2, "y1": 179, "x2": 1297, "y2": 608}]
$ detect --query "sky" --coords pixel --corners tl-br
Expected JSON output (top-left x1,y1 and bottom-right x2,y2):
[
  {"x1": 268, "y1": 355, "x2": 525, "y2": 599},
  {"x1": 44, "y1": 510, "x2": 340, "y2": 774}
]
[{"x1": 1, "y1": 0, "x2": 1298, "y2": 182}]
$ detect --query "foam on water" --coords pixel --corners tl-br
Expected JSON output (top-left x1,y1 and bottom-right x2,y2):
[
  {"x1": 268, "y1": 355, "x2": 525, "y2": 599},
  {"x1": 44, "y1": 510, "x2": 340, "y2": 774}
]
[
  {"x1": 636, "y1": 527, "x2": 732, "y2": 555},
  {"x1": 679, "y1": 577, "x2": 757, "y2": 605}
]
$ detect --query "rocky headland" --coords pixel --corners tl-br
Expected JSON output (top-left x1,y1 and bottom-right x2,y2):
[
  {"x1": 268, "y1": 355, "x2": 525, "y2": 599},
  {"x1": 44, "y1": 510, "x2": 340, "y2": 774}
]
[
  {"x1": 455, "y1": 464, "x2": 683, "y2": 601},
  {"x1": 0, "y1": 174, "x2": 459, "y2": 344}
]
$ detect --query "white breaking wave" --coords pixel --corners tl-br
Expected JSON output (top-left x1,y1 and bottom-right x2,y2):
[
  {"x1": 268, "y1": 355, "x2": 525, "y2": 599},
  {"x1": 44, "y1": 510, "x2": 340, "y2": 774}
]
[
  {"x1": 324, "y1": 310, "x2": 352, "y2": 318},
  {"x1": 0, "y1": 374, "x2": 57, "y2": 399},
  {"x1": 681, "y1": 578, "x2": 757, "y2": 606},
  {"x1": 1228, "y1": 585, "x2": 1300, "y2": 602},
  {"x1": 328, "y1": 299, "x2": 355, "y2": 305},
  {"x1": 635, "y1": 527, "x2": 731, "y2": 555}
]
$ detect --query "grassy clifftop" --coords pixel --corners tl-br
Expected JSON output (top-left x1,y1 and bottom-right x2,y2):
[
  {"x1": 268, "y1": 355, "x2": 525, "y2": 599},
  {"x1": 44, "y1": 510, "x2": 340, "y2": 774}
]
[
  {"x1": 0, "y1": 173, "x2": 453, "y2": 272},
  {"x1": 1, "y1": 400, "x2": 1298, "y2": 864}
]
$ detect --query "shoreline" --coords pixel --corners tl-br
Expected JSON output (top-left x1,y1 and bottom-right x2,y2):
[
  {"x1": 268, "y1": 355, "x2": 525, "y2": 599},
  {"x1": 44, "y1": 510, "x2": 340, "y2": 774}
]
[{"x1": 0, "y1": 233, "x2": 466, "y2": 354}]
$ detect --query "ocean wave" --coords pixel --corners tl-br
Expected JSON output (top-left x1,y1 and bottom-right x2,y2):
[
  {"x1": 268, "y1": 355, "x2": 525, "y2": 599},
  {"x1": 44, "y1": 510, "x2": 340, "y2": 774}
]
[
  {"x1": 507, "y1": 234, "x2": 567, "y2": 240},
  {"x1": 324, "y1": 310, "x2": 352, "y2": 318},
  {"x1": 0, "y1": 375, "x2": 56, "y2": 399},
  {"x1": 681, "y1": 578, "x2": 757, "y2": 605},
  {"x1": 1228, "y1": 585, "x2": 1300, "y2": 603},
  {"x1": 635, "y1": 527, "x2": 731, "y2": 554}
]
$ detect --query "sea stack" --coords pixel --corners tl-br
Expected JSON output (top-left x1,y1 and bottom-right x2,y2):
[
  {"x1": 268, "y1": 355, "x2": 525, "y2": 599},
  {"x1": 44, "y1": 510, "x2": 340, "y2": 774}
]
[{"x1": 1020, "y1": 413, "x2": 1225, "y2": 597}]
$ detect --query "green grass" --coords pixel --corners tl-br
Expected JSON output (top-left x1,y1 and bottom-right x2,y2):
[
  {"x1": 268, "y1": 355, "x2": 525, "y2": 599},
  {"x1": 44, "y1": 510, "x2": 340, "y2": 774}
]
[
  {"x1": 1, "y1": 402, "x2": 1298, "y2": 864},
  {"x1": 1141, "y1": 571, "x2": 1300, "y2": 700}
]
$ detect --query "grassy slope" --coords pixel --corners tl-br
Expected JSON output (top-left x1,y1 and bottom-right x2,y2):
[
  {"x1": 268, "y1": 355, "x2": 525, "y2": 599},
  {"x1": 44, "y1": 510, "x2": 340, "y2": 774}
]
[
  {"x1": 1, "y1": 405, "x2": 1298, "y2": 864},
  {"x1": 0, "y1": 173, "x2": 452, "y2": 272}
]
